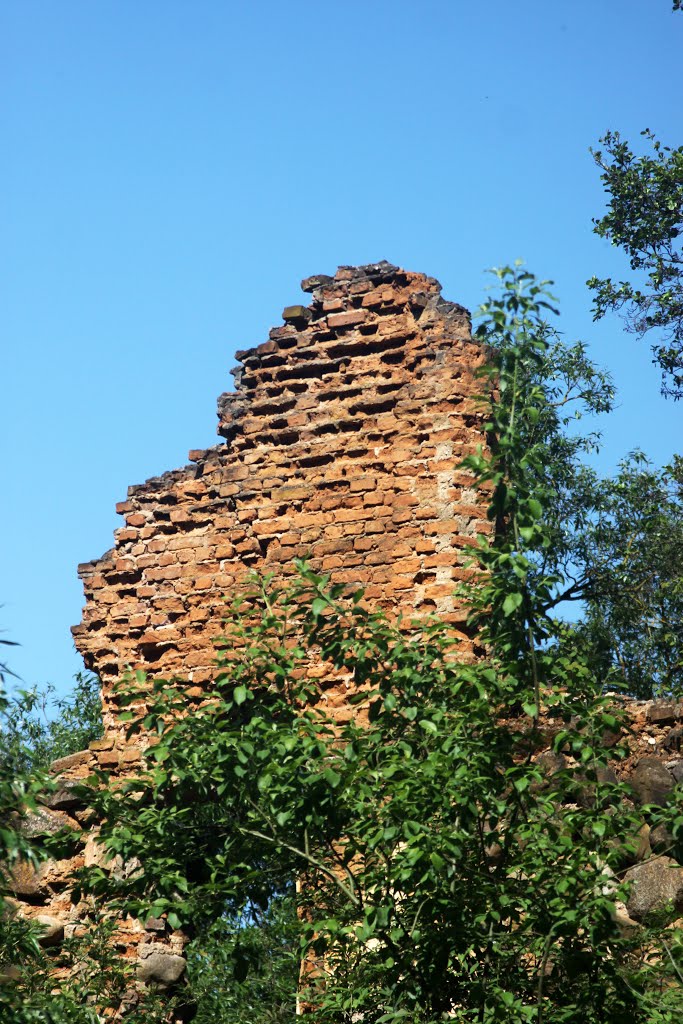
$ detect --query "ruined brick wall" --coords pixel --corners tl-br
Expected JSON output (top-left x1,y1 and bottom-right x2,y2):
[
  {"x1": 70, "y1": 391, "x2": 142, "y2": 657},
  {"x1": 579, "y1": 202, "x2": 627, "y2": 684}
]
[
  {"x1": 71, "y1": 261, "x2": 489, "y2": 729},
  {"x1": 8, "y1": 262, "x2": 493, "y2": 1007}
]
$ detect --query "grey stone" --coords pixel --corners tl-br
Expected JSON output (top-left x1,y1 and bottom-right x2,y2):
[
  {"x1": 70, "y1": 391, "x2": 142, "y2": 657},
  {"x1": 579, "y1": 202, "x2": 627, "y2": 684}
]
[
  {"x1": 42, "y1": 778, "x2": 89, "y2": 811},
  {"x1": 137, "y1": 952, "x2": 187, "y2": 986},
  {"x1": 602, "y1": 728, "x2": 623, "y2": 749},
  {"x1": 574, "y1": 765, "x2": 620, "y2": 808},
  {"x1": 536, "y1": 750, "x2": 566, "y2": 776},
  {"x1": 612, "y1": 901, "x2": 640, "y2": 933},
  {"x1": 34, "y1": 915, "x2": 64, "y2": 948},
  {"x1": 624, "y1": 856, "x2": 683, "y2": 921},
  {"x1": 670, "y1": 761, "x2": 683, "y2": 784},
  {"x1": 282, "y1": 305, "x2": 310, "y2": 324},
  {"x1": 111, "y1": 855, "x2": 142, "y2": 881},
  {"x1": 650, "y1": 823, "x2": 675, "y2": 854},
  {"x1": 530, "y1": 750, "x2": 567, "y2": 795},
  {"x1": 145, "y1": 916, "x2": 167, "y2": 933},
  {"x1": 647, "y1": 702, "x2": 682, "y2": 725},
  {"x1": 664, "y1": 727, "x2": 683, "y2": 753},
  {"x1": 629, "y1": 758, "x2": 674, "y2": 807},
  {"x1": 15, "y1": 807, "x2": 80, "y2": 838},
  {"x1": 301, "y1": 273, "x2": 334, "y2": 293},
  {"x1": 620, "y1": 823, "x2": 651, "y2": 865},
  {"x1": 9, "y1": 860, "x2": 48, "y2": 898},
  {"x1": 83, "y1": 833, "x2": 118, "y2": 870}
]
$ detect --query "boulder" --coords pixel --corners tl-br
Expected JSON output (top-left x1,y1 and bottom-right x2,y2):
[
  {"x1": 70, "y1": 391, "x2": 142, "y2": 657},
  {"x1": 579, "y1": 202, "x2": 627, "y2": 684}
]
[
  {"x1": 619, "y1": 822, "x2": 651, "y2": 866},
  {"x1": 83, "y1": 833, "x2": 118, "y2": 871},
  {"x1": 575, "y1": 764, "x2": 620, "y2": 808},
  {"x1": 650, "y1": 823, "x2": 675, "y2": 855},
  {"x1": 145, "y1": 916, "x2": 167, "y2": 934},
  {"x1": 33, "y1": 914, "x2": 64, "y2": 948},
  {"x1": 42, "y1": 778, "x2": 90, "y2": 811},
  {"x1": 15, "y1": 807, "x2": 80, "y2": 838},
  {"x1": 8, "y1": 860, "x2": 48, "y2": 898},
  {"x1": 663, "y1": 727, "x2": 683, "y2": 753},
  {"x1": 646, "y1": 703, "x2": 681, "y2": 725},
  {"x1": 536, "y1": 750, "x2": 567, "y2": 776},
  {"x1": 624, "y1": 856, "x2": 683, "y2": 921},
  {"x1": 629, "y1": 758, "x2": 674, "y2": 807},
  {"x1": 137, "y1": 945, "x2": 187, "y2": 986}
]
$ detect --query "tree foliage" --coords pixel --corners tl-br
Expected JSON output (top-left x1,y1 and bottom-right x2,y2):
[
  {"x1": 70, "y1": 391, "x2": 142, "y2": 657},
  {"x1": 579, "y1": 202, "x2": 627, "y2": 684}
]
[
  {"x1": 0, "y1": 673, "x2": 103, "y2": 777},
  {"x1": 0, "y1": 672, "x2": 142, "y2": 1024},
  {"x1": 79, "y1": 268, "x2": 683, "y2": 1023},
  {"x1": 579, "y1": 454, "x2": 683, "y2": 698},
  {"x1": 589, "y1": 129, "x2": 683, "y2": 398},
  {"x1": 188, "y1": 895, "x2": 299, "y2": 1024}
]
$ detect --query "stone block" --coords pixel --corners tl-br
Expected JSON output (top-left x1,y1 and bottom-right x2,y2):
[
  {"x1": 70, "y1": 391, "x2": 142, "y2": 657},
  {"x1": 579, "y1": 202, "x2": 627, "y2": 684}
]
[
  {"x1": 625, "y1": 857, "x2": 683, "y2": 921},
  {"x1": 630, "y1": 758, "x2": 674, "y2": 807},
  {"x1": 137, "y1": 943, "x2": 187, "y2": 986},
  {"x1": 34, "y1": 914, "x2": 65, "y2": 948},
  {"x1": 9, "y1": 860, "x2": 48, "y2": 898},
  {"x1": 282, "y1": 304, "x2": 310, "y2": 323},
  {"x1": 15, "y1": 807, "x2": 80, "y2": 839},
  {"x1": 647, "y1": 702, "x2": 682, "y2": 724},
  {"x1": 48, "y1": 749, "x2": 93, "y2": 774},
  {"x1": 43, "y1": 778, "x2": 90, "y2": 811}
]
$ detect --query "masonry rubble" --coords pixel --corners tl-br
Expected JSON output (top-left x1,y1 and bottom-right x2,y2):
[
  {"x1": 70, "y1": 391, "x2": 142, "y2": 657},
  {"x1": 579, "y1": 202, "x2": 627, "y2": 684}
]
[{"x1": 5, "y1": 263, "x2": 683, "y2": 1012}]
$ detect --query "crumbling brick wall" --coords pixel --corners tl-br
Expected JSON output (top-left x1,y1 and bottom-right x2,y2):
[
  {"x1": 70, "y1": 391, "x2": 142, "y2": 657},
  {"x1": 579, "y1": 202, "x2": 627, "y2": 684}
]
[
  {"x1": 7, "y1": 262, "x2": 494, "y2": 1008},
  {"x1": 71, "y1": 261, "x2": 489, "y2": 731}
]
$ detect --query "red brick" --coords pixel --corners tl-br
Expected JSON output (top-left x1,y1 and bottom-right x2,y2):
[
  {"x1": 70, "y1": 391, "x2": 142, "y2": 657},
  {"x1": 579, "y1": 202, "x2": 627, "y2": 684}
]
[{"x1": 327, "y1": 310, "x2": 367, "y2": 329}]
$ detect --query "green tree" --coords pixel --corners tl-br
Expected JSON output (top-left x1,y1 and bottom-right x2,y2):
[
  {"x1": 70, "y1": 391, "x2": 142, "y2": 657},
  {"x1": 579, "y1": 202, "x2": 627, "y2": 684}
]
[
  {"x1": 578, "y1": 454, "x2": 683, "y2": 698},
  {"x1": 188, "y1": 896, "x2": 299, "y2": 1024},
  {"x1": 0, "y1": 673, "x2": 103, "y2": 777},
  {"x1": 83, "y1": 268, "x2": 683, "y2": 1023},
  {"x1": 0, "y1": 669, "x2": 142, "y2": 1024},
  {"x1": 589, "y1": 129, "x2": 683, "y2": 398}
]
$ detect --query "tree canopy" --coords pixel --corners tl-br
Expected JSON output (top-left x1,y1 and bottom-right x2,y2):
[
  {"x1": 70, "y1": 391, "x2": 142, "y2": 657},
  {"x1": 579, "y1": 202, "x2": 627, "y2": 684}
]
[{"x1": 589, "y1": 129, "x2": 683, "y2": 398}]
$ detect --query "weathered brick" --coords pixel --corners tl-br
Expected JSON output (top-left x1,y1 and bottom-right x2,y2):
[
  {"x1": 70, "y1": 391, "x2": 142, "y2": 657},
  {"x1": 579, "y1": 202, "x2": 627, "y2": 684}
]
[
  {"x1": 73, "y1": 263, "x2": 489, "y2": 756},
  {"x1": 327, "y1": 309, "x2": 367, "y2": 329}
]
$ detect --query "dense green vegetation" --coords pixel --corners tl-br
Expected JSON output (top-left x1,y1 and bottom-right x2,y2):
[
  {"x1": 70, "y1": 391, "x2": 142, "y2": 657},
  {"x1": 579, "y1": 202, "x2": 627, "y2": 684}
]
[{"x1": 589, "y1": 129, "x2": 683, "y2": 399}]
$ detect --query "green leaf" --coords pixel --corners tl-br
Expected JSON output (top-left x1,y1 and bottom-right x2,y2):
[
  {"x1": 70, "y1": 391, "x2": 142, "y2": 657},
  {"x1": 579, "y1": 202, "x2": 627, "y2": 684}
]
[
  {"x1": 527, "y1": 498, "x2": 543, "y2": 519},
  {"x1": 502, "y1": 592, "x2": 523, "y2": 616},
  {"x1": 323, "y1": 767, "x2": 341, "y2": 788},
  {"x1": 234, "y1": 685, "x2": 248, "y2": 706}
]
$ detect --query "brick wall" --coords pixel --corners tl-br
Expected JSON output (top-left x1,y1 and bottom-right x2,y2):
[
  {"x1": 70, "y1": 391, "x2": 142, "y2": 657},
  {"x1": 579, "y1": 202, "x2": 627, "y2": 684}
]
[{"x1": 71, "y1": 261, "x2": 489, "y2": 729}]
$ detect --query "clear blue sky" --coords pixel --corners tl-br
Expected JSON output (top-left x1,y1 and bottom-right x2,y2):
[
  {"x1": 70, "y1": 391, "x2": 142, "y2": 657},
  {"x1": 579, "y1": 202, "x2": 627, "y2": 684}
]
[{"x1": 1, "y1": 1, "x2": 681, "y2": 696}]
